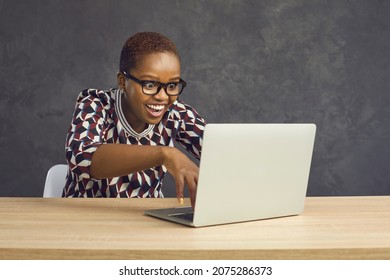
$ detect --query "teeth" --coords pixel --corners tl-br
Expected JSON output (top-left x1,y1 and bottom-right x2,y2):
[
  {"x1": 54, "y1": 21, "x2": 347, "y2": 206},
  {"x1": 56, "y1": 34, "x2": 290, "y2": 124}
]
[{"x1": 146, "y1": 104, "x2": 164, "y2": 111}]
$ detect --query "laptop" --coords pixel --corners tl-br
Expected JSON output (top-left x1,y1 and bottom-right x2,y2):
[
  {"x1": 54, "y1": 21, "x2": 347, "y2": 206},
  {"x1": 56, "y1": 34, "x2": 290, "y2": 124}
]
[{"x1": 145, "y1": 123, "x2": 316, "y2": 227}]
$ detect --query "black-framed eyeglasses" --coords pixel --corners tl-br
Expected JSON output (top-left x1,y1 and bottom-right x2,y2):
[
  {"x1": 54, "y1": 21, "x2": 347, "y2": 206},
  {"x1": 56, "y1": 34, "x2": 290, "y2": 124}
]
[{"x1": 122, "y1": 71, "x2": 187, "y2": 96}]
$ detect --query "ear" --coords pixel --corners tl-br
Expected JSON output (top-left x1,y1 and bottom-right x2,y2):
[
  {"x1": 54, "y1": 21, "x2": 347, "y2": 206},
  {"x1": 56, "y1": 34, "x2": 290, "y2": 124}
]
[{"x1": 117, "y1": 72, "x2": 126, "y2": 90}]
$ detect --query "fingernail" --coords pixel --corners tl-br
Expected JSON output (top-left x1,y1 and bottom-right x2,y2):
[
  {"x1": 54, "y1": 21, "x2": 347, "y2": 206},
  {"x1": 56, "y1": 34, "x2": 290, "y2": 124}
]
[{"x1": 179, "y1": 198, "x2": 184, "y2": 205}]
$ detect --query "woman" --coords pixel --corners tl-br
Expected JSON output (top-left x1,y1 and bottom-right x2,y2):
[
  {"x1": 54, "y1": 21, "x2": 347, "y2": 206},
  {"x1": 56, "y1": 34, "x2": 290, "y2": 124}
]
[{"x1": 63, "y1": 32, "x2": 206, "y2": 207}]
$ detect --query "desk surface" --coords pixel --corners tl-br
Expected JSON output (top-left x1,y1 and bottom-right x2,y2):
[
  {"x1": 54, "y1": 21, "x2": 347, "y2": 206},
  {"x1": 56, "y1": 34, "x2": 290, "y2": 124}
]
[{"x1": 1, "y1": 196, "x2": 390, "y2": 260}]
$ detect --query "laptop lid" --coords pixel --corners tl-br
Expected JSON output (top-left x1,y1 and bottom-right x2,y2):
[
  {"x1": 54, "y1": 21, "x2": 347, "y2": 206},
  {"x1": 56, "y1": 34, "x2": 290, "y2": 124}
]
[{"x1": 145, "y1": 123, "x2": 316, "y2": 227}]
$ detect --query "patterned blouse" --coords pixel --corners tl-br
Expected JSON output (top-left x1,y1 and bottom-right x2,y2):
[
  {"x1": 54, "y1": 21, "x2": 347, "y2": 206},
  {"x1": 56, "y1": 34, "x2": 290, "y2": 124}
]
[{"x1": 63, "y1": 88, "x2": 206, "y2": 198}]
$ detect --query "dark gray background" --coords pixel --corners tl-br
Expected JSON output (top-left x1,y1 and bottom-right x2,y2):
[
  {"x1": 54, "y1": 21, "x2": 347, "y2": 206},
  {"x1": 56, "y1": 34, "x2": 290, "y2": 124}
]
[{"x1": 1, "y1": 0, "x2": 389, "y2": 197}]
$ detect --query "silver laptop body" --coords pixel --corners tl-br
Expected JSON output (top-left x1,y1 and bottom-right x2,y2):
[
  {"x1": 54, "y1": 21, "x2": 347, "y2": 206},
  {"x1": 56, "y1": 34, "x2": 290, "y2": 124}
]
[{"x1": 145, "y1": 123, "x2": 316, "y2": 227}]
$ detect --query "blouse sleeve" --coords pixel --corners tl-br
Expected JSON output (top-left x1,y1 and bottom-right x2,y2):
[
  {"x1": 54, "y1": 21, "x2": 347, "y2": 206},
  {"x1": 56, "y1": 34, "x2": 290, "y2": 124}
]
[
  {"x1": 175, "y1": 101, "x2": 206, "y2": 160},
  {"x1": 65, "y1": 89, "x2": 111, "y2": 179}
]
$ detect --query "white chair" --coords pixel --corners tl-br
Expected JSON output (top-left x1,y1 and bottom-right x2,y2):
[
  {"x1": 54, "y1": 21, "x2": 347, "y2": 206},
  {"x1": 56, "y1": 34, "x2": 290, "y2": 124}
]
[{"x1": 43, "y1": 164, "x2": 68, "y2": 197}]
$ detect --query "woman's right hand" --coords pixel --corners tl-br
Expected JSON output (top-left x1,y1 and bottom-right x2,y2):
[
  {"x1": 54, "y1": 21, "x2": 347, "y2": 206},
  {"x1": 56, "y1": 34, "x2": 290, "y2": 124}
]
[{"x1": 162, "y1": 147, "x2": 199, "y2": 209}]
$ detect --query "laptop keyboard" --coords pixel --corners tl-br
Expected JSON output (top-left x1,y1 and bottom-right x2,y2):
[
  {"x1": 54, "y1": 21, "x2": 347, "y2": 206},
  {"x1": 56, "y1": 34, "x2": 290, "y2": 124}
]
[{"x1": 170, "y1": 212, "x2": 194, "y2": 222}]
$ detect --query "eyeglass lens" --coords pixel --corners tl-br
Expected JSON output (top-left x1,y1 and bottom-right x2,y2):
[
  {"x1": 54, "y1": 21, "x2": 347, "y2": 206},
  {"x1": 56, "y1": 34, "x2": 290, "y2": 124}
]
[{"x1": 143, "y1": 82, "x2": 183, "y2": 96}]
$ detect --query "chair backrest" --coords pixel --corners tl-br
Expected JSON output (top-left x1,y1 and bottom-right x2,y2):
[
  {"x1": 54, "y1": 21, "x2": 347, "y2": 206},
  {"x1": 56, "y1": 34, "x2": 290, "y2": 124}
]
[{"x1": 43, "y1": 164, "x2": 68, "y2": 197}]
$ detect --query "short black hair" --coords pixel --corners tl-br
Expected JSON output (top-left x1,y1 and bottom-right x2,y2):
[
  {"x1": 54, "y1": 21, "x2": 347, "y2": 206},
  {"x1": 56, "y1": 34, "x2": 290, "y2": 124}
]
[{"x1": 119, "y1": 32, "x2": 179, "y2": 73}]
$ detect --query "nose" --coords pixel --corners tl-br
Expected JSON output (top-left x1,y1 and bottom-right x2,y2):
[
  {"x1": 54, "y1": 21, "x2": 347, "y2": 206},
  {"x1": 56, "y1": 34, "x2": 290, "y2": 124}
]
[{"x1": 154, "y1": 86, "x2": 170, "y2": 100}]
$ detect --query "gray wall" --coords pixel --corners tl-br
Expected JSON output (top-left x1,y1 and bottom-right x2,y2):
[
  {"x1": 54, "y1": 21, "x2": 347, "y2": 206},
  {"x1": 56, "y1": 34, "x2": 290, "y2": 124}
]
[{"x1": 1, "y1": 0, "x2": 389, "y2": 197}]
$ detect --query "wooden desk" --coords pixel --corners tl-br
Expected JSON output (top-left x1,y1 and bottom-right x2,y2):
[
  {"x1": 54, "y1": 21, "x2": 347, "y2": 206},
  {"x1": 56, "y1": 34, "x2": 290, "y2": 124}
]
[{"x1": 0, "y1": 196, "x2": 389, "y2": 260}]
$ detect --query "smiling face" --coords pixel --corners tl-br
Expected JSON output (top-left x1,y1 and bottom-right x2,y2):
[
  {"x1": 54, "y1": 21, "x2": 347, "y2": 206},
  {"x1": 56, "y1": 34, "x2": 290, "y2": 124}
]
[{"x1": 117, "y1": 51, "x2": 181, "y2": 133}]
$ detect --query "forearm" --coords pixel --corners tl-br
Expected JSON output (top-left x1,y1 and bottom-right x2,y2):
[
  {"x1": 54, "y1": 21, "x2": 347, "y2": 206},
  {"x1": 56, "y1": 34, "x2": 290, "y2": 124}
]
[
  {"x1": 90, "y1": 143, "x2": 171, "y2": 179},
  {"x1": 89, "y1": 142, "x2": 198, "y2": 207}
]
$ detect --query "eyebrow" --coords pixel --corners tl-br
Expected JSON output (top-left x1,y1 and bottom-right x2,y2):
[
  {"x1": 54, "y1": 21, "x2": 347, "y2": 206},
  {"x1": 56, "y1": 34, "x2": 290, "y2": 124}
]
[{"x1": 138, "y1": 74, "x2": 181, "y2": 82}]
